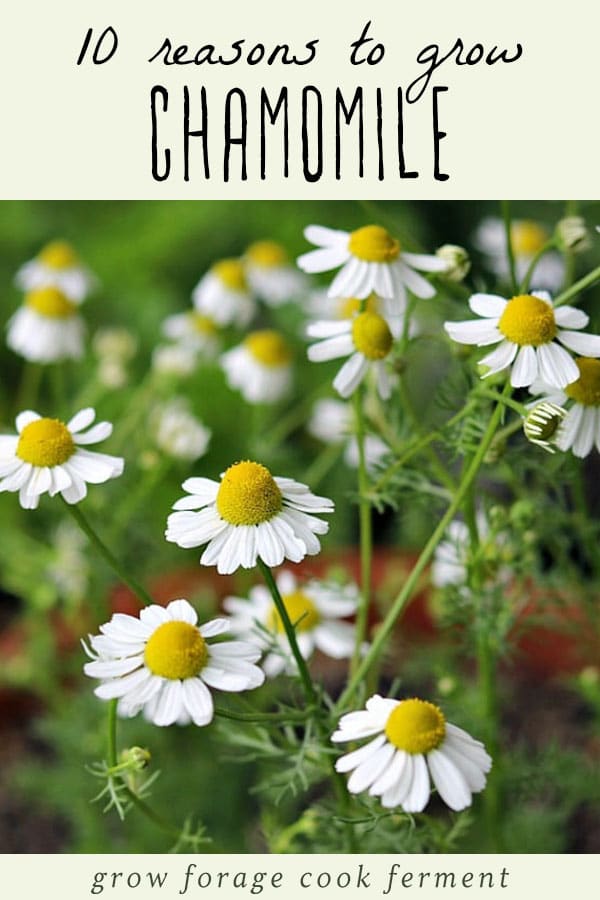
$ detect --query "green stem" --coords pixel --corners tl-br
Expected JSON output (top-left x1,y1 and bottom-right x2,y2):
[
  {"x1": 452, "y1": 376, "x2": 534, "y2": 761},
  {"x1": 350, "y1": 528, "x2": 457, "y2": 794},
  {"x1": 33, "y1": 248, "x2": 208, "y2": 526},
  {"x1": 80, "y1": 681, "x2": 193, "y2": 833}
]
[
  {"x1": 107, "y1": 698, "x2": 118, "y2": 767},
  {"x1": 476, "y1": 388, "x2": 527, "y2": 417},
  {"x1": 257, "y1": 559, "x2": 317, "y2": 705},
  {"x1": 108, "y1": 456, "x2": 172, "y2": 544},
  {"x1": 501, "y1": 201, "x2": 518, "y2": 294},
  {"x1": 214, "y1": 705, "x2": 311, "y2": 724},
  {"x1": 338, "y1": 383, "x2": 511, "y2": 710},
  {"x1": 304, "y1": 442, "x2": 344, "y2": 489},
  {"x1": 50, "y1": 362, "x2": 67, "y2": 417},
  {"x1": 62, "y1": 498, "x2": 154, "y2": 607},
  {"x1": 553, "y1": 263, "x2": 600, "y2": 307},
  {"x1": 351, "y1": 389, "x2": 373, "y2": 675},
  {"x1": 16, "y1": 361, "x2": 43, "y2": 414}
]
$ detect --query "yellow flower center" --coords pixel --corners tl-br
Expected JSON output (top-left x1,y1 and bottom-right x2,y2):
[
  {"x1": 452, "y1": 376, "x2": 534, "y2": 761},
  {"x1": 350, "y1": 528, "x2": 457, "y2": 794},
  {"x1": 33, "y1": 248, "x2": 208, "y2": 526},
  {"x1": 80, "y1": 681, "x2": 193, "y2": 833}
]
[
  {"x1": 565, "y1": 357, "x2": 600, "y2": 406},
  {"x1": 244, "y1": 330, "x2": 292, "y2": 367},
  {"x1": 37, "y1": 240, "x2": 79, "y2": 270},
  {"x1": 267, "y1": 590, "x2": 321, "y2": 634},
  {"x1": 144, "y1": 620, "x2": 207, "y2": 680},
  {"x1": 191, "y1": 312, "x2": 218, "y2": 335},
  {"x1": 338, "y1": 294, "x2": 380, "y2": 319},
  {"x1": 216, "y1": 460, "x2": 283, "y2": 526},
  {"x1": 511, "y1": 221, "x2": 548, "y2": 256},
  {"x1": 25, "y1": 287, "x2": 77, "y2": 319},
  {"x1": 246, "y1": 240, "x2": 288, "y2": 268},
  {"x1": 212, "y1": 259, "x2": 247, "y2": 292},
  {"x1": 16, "y1": 418, "x2": 75, "y2": 467},
  {"x1": 384, "y1": 698, "x2": 446, "y2": 755},
  {"x1": 498, "y1": 294, "x2": 557, "y2": 346},
  {"x1": 347, "y1": 225, "x2": 400, "y2": 263},
  {"x1": 352, "y1": 311, "x2": 393, "y2": 360}
]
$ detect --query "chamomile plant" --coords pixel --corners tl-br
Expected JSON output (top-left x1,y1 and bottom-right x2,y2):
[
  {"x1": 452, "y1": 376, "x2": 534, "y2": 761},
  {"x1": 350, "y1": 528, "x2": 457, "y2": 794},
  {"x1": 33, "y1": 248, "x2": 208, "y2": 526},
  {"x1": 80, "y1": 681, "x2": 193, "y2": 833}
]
[{"x1": 2, "y1": 200, "x2": 600, "y2": 856}]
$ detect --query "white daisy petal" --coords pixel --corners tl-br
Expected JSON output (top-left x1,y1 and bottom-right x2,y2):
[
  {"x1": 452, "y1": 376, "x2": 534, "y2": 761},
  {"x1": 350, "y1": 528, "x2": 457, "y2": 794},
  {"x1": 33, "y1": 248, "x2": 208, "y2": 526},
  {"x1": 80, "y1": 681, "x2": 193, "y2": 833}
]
[
  {"x1": 554, "y1": 306, "x2": 589, "y2": 329},
  {"x1": 67, "y1": 408, "x2": 96, "y2": 434},
  {"x1": 511, "y1": 345, "x2": 538, "y2": 387},
  {"x1": 335, "y1": 735, "x2": 387, "y2": 773},
  {"x1": 381, "y1": 753, "x2": 413, "y2": 808},
  {"x1": 558, "y1": 330, "x2": 600, "y2": 357},
  {"x1": 200, "y1": 618, "x2": 231, "y2": 638},
  {"x1": 166, "y1": 599, "x2": 198, "y2": 625},
  {"x1": 468, "y1": 293, "x2": 508, "y2": 318},
  {"x1": 397, "y1": 261, "x2": 435, "y2": 299},
  {"x1": 333, "y1": 352, "x2": 368, "y2": 398},
  {"x1": 427, "y1": 747, "x2": 472, "y2": 811},
  {"x1": 401, "y1": 753, "x2": 430, "y2": 812},
  {"x1": 480, "y1": 340, "x2": 517, "y2": 376},
  {"x1": 401, "y1": 252, "x2": 448, "y2": 273},
  {"x1": 347, "y1": 743, "x2": 396, "y2": 794},
  {"x1": 182, "y1": 678, "x2": 214, "y2": 725},
  {"x1": 16, "y1": 410, "x2": 41, "y2": 432},
  {"x1": 572, "y1": 406, "x2": 596, "y2": 457},
  {"x1": 444, "y1": 319, "x2": 502, "y2": 346},
  {"x1": 537, "y1": 342, "x2": 579, "y2": 388}
]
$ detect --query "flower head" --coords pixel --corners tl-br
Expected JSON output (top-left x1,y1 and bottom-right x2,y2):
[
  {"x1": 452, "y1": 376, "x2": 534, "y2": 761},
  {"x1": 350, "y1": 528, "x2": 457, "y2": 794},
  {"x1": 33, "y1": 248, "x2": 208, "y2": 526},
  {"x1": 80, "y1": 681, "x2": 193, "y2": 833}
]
[
  {"x1": 444, "y1": 291, "x2": 600, "y2": 389},
  {"x1": 152, "y1": 343, "x2": 198, "y2": 377},
  {"x1": 15, "y1": 240, "x2": 96, "y2": 302},
  {"x1": 530, "y1": 356, "x2": 600, "y2": 457},
  {"x1": 220, "y1": 330, "x2": 293, "y2": 404},
  {"x1": 244, "y1": 240, "x2": 308, "y2": 306},
  {"x1": 307, "y1": 311, "x2": 395, "y2": 399},
  {"x1": 166, "y1": 461, "x2": 334, "y2": 574},
  {"x1": 84, "y1": 599, "x2": 264, "y2": 727},
  {"x1": 0, "y1": 408, "x2": 123, "y2": 509},
  {"x1": 297, "y1": 224, "x2": 446, "y2": 318},
  {"x1": 332, "y1": 694, "x2": 491, "y2": 812},
  {"x1": 151, "y1": 400, "x2": 211, "y2": 462},
  {"x1": 523, "y1": 401, "x2": 566, "y2": 453},
  {"x1": 7, "y1": 288, "x2": 85, "y2": 363},
  {"x1": 474, "y1": 217, "x2": 564, "y2": 292},
  {"x1": 192, "y1": 258, "x2": 256, "y2": 327},
  {"x1": 161, "y1": 310, "x2": 221, "y2": 358},
  {"x1": 223, "y1": 570, "x2": 359, "y2": 676}
]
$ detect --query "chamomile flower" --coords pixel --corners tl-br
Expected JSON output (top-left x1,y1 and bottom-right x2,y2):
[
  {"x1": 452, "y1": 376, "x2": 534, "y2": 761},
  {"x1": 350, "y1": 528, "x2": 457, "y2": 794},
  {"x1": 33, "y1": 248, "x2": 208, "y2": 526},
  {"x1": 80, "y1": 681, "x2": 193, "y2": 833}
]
[
  {"x1": 7, "y1": 288, "x2": 85, "y2": 363},
  {"x1": 152, "y1": 343, "x2": 198, "y2": 377},
  {"x1": 220, "y1": 330, "x2": 293, "y2": 404},
  {"x1": 244, "y1": 240, "x2": 308, "y2": 306},
  {"x1": 193, "y1": 258, "x2": 256, "y2": 328},
  {"x1": 165, "y1": 460, "x2": 334, "y2": 575},
  {"x1": 92, "y1": 327, "x2": 138, "y2": 389},
  {"x1": 530, "y1": 357, "x2": 600, "y2": 457},
  {"x1": 297, "y1": 224, "x2": 447, "y2": 316},
  {"x1": 151, "y1": 400, "x2": 211, "y2": 462},
  {"x1": 432, "y1": 512, "x2": 509, "y2": 591},
  {"x1": 0, "y1": 408, "x2": 123, "y2": 509},
  {"x1": 474, "y1": 217, "x2": 565, "y2": 292},
  {"x1": 307, "y1": 311, "x2": 394, "y2": 399},
  {"x1": 15, "y1": 240, "x2": 96, "y2": 302},
  {"x1": 83, "y1": 599, "x2": 264, "y2": 727},
  {"x1": 332, "y1": 695, "x2": 491, "y2": 813},
  {"x1": 223, "y1": 570, "x2": 359, "y2": 677},
  {"x1": 444, "y1": 290, "x2": 600, "y2": 389},
  {"x1": 162, "y1": 310, "x2": 221, "y2": 358}
]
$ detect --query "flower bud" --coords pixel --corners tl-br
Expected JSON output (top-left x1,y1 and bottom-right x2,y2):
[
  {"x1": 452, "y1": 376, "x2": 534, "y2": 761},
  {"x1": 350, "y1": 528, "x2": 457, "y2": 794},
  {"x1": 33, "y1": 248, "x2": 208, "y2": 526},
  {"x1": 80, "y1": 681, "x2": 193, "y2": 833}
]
[
  {"x1": 556, "y1": 216, "x2": 590, "y2": 253},
  {"x1": 436, "y1": 244, "x2": 471, "y2": 282},
  {"x1": 119, "y1": 746, "x2": 151, "y2": 771},
  {"x1": 523, "y1": 402, "x2": 566, "y2": 453}
]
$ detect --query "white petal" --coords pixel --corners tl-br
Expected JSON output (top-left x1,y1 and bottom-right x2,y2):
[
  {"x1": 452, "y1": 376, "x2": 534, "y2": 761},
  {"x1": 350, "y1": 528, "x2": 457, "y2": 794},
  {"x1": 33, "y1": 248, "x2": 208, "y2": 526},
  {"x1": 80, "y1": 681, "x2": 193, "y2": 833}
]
[
  {"x1": 67, "y1": 408, "x2": 96, "y2": 434},
  {"x1": 479, "y1": 340, "x2": 517, "y2": 376},
  {"x1": 297, "y1": 245, "x2": 349, "y2": 274},
  {"x1": 152, "y1": 680, "x2": 185, "y2": 726},
  {"x1": 304, "y1": 224, "x2": 348, "y2": 248},
  {"x1": 402, "y1": 252, "x2": 448, "y2": 273},
  {"x1": 306, "y1": 320, "x2": 352, "y2": 339},
  {"x1": 179, "y1": 477, "x2": 220, "y2": 504},
  {"x1": 308, "y1": 334, "x2": 354, "y2": 363},
  {"x1": 554, "y1": 306, "x2": 589, "y2": 329},
  {"x1": 200, "y1": 617, "x2": 231, "y2": 638},
  {"x1": 335, "y1": 734, "x2": 386, "y2": 773},
  {"x1": 511, "y1": 345, "x2": 538, "y2": 387},
  {"x1": 556, "y1": 404, "x2": 583, "y2": 452},
  {"x1": 381, "y1": 752, "x2": 413, "y2": 808},
  {"x1": 537, "y1": 342, "x2": 579, "y2": 388},
  {"x1": 468, "y1": 293, "x2": 508, "y2": 318},
  {"x1": 74, "y1": 422, "x2": 112, "y2": 445},
  {"x1": 166, "y1": 599, "x2": 198, "y2": 624},
  {"x1": 572, "y1": 405, "x2": 596, "y2": 457},
  {"x1": 438, "y1": 742, "x2": 488, "y2": 793},
  {"x1": 255, "y1": 520, "x2": 285, "y2": 567},
  {"x1": 427, "y1": 747, "x2": 472, "y2": 810},
  {"x1": 84, "y1": 655, "x2": 144, "y2": 679},
  {"x1": 347, "y1": 742, "x2": 396, "y2": 794},
  {"x1": 15, "y1": 410, "x2": 41, "y2": 432},
  {"x1": 444, "y1": 319, "x2": 501, "y2": 346},
  {"x1": 558, "y1": 330, "x2": 600, "y2": 357},
  {"x1": 401, "y1": 753, "x2": 430, "y2": 812},
  {"x1": 369, "y1": 749, "x2": 408, "y2": 796},
  {"x1": 333, "y1": 352, "x2": 368, "y2": 398},
  {"x1": 94, "y1": 667, "x2": 152, "y2": 700},
  {"x1": 182, "y1": 677, "x2": 214, "y2": 726},
  {"x1": 397, "y1": 261, "x2": 435, "y2": 299},
  {"x1": 314, "y1": 621, "x2": 356, "y2": 659}
]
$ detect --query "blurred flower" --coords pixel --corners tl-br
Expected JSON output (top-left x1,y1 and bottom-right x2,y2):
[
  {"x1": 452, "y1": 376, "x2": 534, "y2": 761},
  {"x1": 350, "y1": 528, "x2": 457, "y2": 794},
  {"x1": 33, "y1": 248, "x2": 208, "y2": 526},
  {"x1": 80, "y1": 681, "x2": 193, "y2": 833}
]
[
  {"x1": 15, "y1": 240, "x2": 96, "y2": 302},
  {"x1": 444, "y1": 290, "x2": 600, "y2": 389},
  {"x1": 556, "y1": 216, "x2": 590, "y2": 253},
  {"x1": 332, "y1": 694, "x2": 491, "y2": 812},
  {"x1": 165, "y1": 460, "x2": 334, "y2": 574},
  {"x1": 93, "y1": 327, "x2": 138, "y2": 388},
  {"x1": 152, "y1": 343, "x2": 197, "y2": 377},
  {"x1": 530, "y1": 357, "x2": 600, "y2": 456},
  {"x1": 151, "y1": 399, "x2": 211, "y2": 462},
  {"x1": 474, "y1": 217, "x2": 564, "y2": 292},
  {"x1": 307, "y1": 399, "x2": 389, "y2": 472},
  {"x1": 223, "y1": 570, "x2": 359, "y2": 677},
  {"x1": 192, "y1": 258, "x2": 255, "y2": 327},
  {"x1": 297, "y1": 224, "x2": 446, "y2": 317},
  {"x1": 307, "y1": 311, "x2": 394, "y2": 399},
  {"x1": 46, "y1": 520, "x2": 90, "y2": 600},
  {"x1": 0, "y1": 408, "x2": 123, "y2": 509},
  {"x1": 83, "y1": 599, "x2": 264, "y2": 727},
  {"x1": 522, "y1": 401, "x2": 566, "y2": 453},
  {"x1": 220, "y1": 330, "x2": 293, "y2": 404},
  {"x1": 435, "y1": 244, "x2": 471, "y2": 282},
  {"x1": 161, "y1": 310, "x2": 221, "y2": 358},
  {"x1": 244, "y1": 240, "x2": 308, "y2": 306},
  {"x1": 7, "y1": 288, "x2": 85, "y2": 363},
  {"x1": 432, "y1": 511, "x2": 510, "y2": 591}
]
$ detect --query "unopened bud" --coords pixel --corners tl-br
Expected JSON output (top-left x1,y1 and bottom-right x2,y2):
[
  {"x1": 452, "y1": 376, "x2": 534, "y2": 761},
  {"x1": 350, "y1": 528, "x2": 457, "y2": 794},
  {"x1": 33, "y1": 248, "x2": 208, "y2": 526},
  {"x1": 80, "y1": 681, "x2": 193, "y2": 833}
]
[
  {"x1": 556, "y1": 216, "x2": 590, "y2": 253},
  {"x1": 523, "y1": 402, "x2": 566, "y2": 453},
  {"x1": 436, "y1": 244, "x2": 471, "y2": 282}
]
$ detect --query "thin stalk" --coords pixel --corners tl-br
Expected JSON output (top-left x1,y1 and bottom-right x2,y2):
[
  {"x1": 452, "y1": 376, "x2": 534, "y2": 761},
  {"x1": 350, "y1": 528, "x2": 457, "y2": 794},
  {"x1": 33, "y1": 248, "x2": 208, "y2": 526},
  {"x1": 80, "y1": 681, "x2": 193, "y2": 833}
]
[
  {"x1": 257, "y1": 559, "x2": 317, "y2": 705},
  {"x1": 553, "y1": 263, "x2": 600, "y2": 307},
  {"x1": 519, "y1": 240, "x2": 557, "y2": 293},
  {"x1": 304, "y1": 442, "x2": 344, "y2": 489},
  {"x1": 16, "y1": 361, "x2": 43, "y2": 413},
  {"x1": 501, "y1": 201, "x2": 518, "y2": 294},
  {"x1": 338, "y1": 383, "x2": 511, "y2": 710},
  {"x1": 62, "y1": 498, "x2": 154, "y2": 607},
  {"x1": 350, "y1": 389, "x2": 373, "y2": 675},
  {"x1": 214, "y1": 705, "x2": 312, "y2": 724}
]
